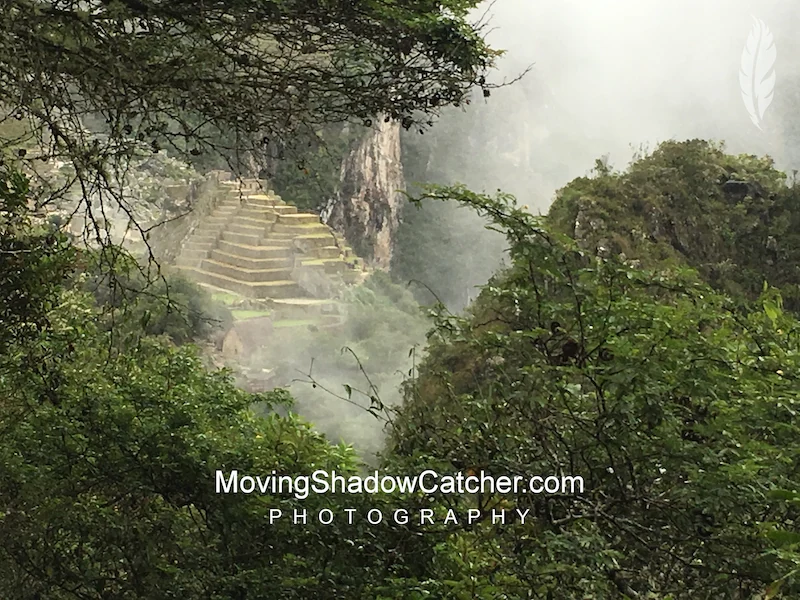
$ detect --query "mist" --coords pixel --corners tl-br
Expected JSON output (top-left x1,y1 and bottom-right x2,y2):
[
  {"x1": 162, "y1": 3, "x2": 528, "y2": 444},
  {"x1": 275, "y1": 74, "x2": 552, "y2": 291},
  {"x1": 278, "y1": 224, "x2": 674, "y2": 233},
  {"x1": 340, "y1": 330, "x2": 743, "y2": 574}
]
[
  {"x1": 469, "y1": 0, "x2": 800, "y2": 208},
  {"x1": 260, "y1": 0, "x2": 800, "y2": 461},
  {"x1": 394, "y1": 0, "x2": 800, "y2": 313}
]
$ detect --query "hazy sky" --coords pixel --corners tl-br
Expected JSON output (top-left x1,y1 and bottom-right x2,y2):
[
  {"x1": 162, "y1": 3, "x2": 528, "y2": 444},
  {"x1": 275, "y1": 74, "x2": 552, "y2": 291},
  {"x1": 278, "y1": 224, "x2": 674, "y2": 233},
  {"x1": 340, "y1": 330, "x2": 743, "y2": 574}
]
[
  {"x1": 470, "y1": 0, "x2": 799, "y2": 209},
  {"x1": 289, "y1": 1, "x2": 800, "y2": 456}
]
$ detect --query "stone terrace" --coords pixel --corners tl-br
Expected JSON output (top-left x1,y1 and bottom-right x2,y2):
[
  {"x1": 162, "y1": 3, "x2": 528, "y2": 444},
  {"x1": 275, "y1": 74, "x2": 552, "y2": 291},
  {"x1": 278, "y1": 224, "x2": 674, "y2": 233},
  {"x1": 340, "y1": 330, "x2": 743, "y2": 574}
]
[{"x1": 173, "y1": 178, "x2": 363, "y2": 299}]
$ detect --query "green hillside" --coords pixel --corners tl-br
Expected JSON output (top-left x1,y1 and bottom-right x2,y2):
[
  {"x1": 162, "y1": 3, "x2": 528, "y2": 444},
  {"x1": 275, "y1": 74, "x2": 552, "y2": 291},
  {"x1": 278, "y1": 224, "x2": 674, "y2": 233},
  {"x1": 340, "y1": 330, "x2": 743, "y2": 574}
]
[{"x1": 548, "y1": 139, "x2": 800, "y2": 310}]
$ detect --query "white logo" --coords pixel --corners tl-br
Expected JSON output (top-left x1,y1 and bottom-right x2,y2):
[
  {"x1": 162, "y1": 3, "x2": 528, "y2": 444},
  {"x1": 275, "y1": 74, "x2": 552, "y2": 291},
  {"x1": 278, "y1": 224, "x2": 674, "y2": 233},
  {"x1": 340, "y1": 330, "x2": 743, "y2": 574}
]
[{"x1": 739, "y1": 16, "x2": 776, "y2": 130}]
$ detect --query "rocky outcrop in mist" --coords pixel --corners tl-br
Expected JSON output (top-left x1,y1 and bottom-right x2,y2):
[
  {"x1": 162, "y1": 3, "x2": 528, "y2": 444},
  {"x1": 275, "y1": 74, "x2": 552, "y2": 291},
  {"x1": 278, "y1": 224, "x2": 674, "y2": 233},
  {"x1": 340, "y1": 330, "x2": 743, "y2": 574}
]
[{"x1": 322, "y1": 117, "x2": 404, "y2": 269}]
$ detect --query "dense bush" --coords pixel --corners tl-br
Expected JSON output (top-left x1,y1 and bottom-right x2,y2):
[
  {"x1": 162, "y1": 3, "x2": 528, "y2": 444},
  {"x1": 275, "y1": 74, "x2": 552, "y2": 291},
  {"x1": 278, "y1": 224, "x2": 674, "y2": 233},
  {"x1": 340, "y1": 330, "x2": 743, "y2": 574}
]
[
  {"x1": 78, "y1": 248, "x2": 232, "y2": 346},
  {"x1": 385, "y1": 184, "x2": 800, "y2": 598},
  {"x1": 548, "y1": 139, "x2": 800, "y2": 312},
  {"x1": 0, "y1": 166, "x2": 443, "y2": 600}
]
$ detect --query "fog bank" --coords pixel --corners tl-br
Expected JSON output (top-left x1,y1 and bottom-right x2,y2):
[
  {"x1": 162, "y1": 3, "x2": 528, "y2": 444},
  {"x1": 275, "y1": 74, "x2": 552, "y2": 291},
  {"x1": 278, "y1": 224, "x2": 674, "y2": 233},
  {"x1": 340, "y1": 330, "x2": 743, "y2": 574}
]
[{"x1": 467, "y1": 0, "x2": 800, "y2": 209}]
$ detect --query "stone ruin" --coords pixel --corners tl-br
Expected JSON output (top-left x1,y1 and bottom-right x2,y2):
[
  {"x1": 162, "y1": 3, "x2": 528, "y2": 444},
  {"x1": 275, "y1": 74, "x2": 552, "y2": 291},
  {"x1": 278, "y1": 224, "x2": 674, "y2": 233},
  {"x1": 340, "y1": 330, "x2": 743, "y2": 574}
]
[{"x1": 171, "y1": 174, "x2": 367, "y2": 300}]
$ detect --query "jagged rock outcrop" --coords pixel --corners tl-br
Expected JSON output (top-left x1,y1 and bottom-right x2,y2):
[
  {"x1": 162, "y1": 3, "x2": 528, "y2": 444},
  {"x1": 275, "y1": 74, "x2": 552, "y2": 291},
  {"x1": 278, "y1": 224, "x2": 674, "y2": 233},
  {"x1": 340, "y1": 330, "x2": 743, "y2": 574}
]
[{"x1": 322, "y1": 116, "x2": 404, "y2": 269}]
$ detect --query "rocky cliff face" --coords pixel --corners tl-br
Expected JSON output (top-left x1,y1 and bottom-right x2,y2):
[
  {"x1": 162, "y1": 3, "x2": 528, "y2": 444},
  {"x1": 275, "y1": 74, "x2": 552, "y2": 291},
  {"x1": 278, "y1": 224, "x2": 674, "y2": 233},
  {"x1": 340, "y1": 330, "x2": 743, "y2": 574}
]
[{"x1": 322, "y1": 117, "x2": 404, "y2": 269}]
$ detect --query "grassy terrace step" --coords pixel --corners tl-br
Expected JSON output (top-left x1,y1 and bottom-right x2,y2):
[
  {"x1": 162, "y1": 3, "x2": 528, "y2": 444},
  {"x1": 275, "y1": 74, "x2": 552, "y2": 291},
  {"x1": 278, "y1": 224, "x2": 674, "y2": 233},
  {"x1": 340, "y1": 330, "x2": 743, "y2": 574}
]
[
  {"x1": 237, "y1": 209, "x2": 278, "y2": 221},
  {"x1": 235, "y1": 210, "x2": 279, "y2": 223},
  {"x1": 258, "y1": 239, "x2": 295, "y2": 249},
  {"x1": 245, "y1": 194, "x2": 287, "y2": 205},
  {"x1": 272, "y1": 318, "x2": 319, "y2": 329},
  {"x1": 204, "y1": 285, "x2": 245, "y2": 303},
  {"x1": 299, "y1": 258, "x2": 347, "y2": 273},
  {"x1": 240, "y1": 195, "x2": 282, "y2": 203},
  {"x1": 315, "y1": 246, "x2": 343, "y2": 259},
  {"x1": 277, "y1": 213, "x2": 320, "y2": 225},
  {"x1": 231, "y1": 309, "x2": 273, "y2": 321},
  {"x1": 216, "y1": 240, "x2": 293, "y2": 259},
  {"x1": 189, "y1": 233, "x2": 220, "y2": 244},
  {"x1": 226, "y1": 221, "x2": 268, "y2": 236},
  {"x1": 220, "y1": 193, "x2": 264, "y2": 204},
  {"x1": 178, "y1": 249, "x2": 210, "y2": 260},
  {"x1": 263, "y1": 231, "x2": 296, "y2": 240},
  {"x1": 204, "y1": 216, "x2": 232, "y2": 225},
  {"x1": 261, "y1": 238, "x2": 295, "y2": 248},
  {"x1": 242, "y1": 204, "x2": 297, "y2": 215},
  {"x1": 249, "y1": 195, "x2": 286, "y2": 204},
  {"x1": 232, "y1": 217, "x2": 278, "y2": 232},
  {"x1": 209, "y1": 249, "x2": 292, "y2": 270},
  {"x1": 190, "y1": 229, "x2": 224, "y2": 240},
  {"x1": 294, "y1": 233, "x2": 337, "y2": 250},
  {"x1": 194, "y1": 221, "x2": 228, "y2": 232},
  {"x1": 219, "y1": 180, "x2": 268, "y2": 193},
  {"x1": 215, "y1": 201, "x2": 243, "y2": 209},
  {"x1": 271, "y1": 222, "x2": 329, "y2": 235},
  {"x1": 182, "y1": 241, "x2": 216, "y2": 252},
  {"x1": 270, "y1": 298, "x2": 342, "y2": 319},
  {"x1": 245, "y1": 204, "x2": 295, "y2": 214},
  {"x1": 191, "y1": 226, "x2": 222, "y2": 235},
  {"x1": 271, "y1": 298, "x2": 339, "y2": 308},
  {"x1": 176, "y1": 267, "x2": 306, "y2": 299},
  {"x1": 201, "y1": 259, "x2": 292, "y2": 282}
]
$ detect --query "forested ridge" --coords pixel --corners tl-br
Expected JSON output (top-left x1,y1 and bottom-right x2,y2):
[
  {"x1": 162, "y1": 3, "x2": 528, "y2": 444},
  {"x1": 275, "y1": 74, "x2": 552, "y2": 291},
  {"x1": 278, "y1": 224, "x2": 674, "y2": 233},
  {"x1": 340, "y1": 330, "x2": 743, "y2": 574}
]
[{"x1": 1, "y1": 1, "x2": 800, "y2": 599}]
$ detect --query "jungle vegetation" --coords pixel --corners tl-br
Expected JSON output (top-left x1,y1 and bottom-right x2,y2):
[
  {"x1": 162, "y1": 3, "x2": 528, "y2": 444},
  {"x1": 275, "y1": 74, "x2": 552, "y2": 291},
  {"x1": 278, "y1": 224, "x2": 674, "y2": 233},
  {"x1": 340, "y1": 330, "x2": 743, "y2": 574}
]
[{"x1": 1, "y1": 1, "x2": 799, "y2": 599}]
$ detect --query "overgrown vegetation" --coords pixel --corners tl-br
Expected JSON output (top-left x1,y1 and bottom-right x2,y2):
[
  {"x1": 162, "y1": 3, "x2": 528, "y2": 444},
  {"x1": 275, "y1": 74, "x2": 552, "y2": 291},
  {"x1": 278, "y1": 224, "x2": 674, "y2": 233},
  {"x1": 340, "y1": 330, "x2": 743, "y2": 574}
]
[
  {"x1": 254, "y1": 270, "x2": 430, "y2": 462},
  {"x1": 4, "y1": 0, "x2": 800, "y2": 596},
  {"x1": 269, "y1": 123, "x2": 363, "y2": 212},
  {"x1": 0, "y1": 165, "x2": 441, "y2": 599},
  {"x1": 79, "y1": 250, "x2": 232, "y2": 346},
  {"x1": 5, "y1": 138, "x2": 800, "y2": 597},
  {"x1": 548, "y1": 139, "x2": 800, "y2": 311},
  {"x1": 386, "y1": 183, "x2": 800, "y2": 598}
]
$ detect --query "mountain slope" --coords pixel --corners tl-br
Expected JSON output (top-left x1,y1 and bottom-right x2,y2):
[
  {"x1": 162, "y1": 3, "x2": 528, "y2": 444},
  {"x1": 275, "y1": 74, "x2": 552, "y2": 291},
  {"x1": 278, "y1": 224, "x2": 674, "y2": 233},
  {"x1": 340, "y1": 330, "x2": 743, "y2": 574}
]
[{"x1": 547, "y1": 139, "x2": 800, "y2": 310}]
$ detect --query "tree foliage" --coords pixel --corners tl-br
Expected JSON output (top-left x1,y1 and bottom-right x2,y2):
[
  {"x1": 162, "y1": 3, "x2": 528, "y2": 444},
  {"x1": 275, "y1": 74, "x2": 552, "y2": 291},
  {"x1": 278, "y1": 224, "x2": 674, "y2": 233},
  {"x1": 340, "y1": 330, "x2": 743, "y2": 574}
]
[
  {"x1": 6, "y1": 134, "x2": 800, "y2": 596},
  {"x1": 0, "y1": 0, "x2": 500, "y2": 251},
  {"x1": 386, "y1": 184, "x2": 800, "y2": 598},
  {"x1": 0, "y1": 166, "x2": 448, "y2": 600},
  {"x1": 547, "y1": 139, "x2": 800, "y2": 312},
  {"x1": 80, "y1": 248, "x2": 233, "y2": 346},
  {"x1": 267, "y1": 122, "x2": 361, "y2": 212}
]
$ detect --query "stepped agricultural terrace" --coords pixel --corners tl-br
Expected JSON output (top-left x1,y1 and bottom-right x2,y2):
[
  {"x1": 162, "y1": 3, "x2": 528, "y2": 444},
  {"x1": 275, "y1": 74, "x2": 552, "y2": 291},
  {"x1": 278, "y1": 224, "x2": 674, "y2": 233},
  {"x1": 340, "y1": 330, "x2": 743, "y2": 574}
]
[{"x1": 171, "y1": 176, "x2": 365, "y2": 302}]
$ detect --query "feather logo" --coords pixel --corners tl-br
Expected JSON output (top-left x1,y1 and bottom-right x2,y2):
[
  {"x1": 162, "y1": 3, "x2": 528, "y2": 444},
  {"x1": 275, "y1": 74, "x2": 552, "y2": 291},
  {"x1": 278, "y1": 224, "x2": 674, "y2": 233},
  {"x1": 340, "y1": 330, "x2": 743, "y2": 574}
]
[{"x1": 740, "y1": 17, "x2": 776, "y2": 130}]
